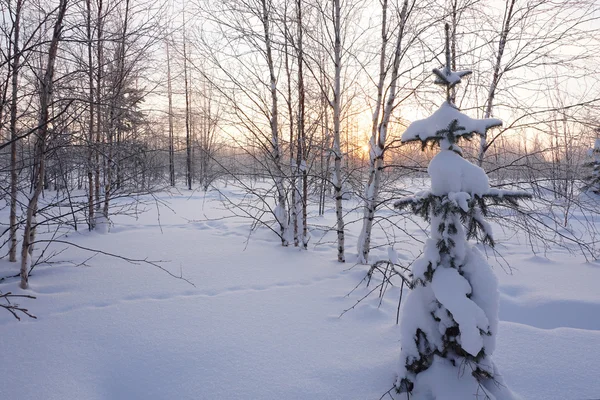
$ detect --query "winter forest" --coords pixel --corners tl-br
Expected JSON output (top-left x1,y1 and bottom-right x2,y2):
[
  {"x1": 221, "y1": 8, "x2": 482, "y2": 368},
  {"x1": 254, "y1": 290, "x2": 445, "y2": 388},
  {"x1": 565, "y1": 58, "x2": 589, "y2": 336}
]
[{"x1": 1, "y1": 0, "x2": 600, "y2": 399}]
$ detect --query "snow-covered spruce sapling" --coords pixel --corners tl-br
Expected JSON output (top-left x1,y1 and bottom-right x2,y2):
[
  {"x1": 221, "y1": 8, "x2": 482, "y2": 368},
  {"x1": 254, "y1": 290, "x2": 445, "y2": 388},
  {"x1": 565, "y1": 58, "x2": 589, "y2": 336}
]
[
  {"x1": 584, "y1": 137, "x2": 600, "y2": 194},
  {"x1": 393, "y1": 25, "x2": 529, "y2": 399}
]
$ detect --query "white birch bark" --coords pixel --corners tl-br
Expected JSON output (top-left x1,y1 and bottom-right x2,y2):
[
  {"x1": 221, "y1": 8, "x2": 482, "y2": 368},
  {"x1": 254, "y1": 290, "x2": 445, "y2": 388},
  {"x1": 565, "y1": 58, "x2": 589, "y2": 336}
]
[
  {"x1": 167, "y1": 41, "x2": 175, "y2": 186},
  {"x1": 332, "y1": 0, "x2": 345, "y2": 262},
  {"x1": 261, "y1": 0, "x2": 288, "y2": 246},
  {"x1": 9, "y1": 0, "x2": 23, "y2": 261},
  {"x1": 296, "y1": 0, "x2": 308, "y2": 249},
  {"x1": 477, "y1": 0, "x2": 516, "y2": 166},
  {"x1": 94, "y1": 0, "x2": 103, "y2": 212},
  {"x1": 283, "y1": 5, "x2": 297, "y2": 247},
  {"x1": 85, "y1": 0, "x2": 95, "y2": 229},
  {"x1": 357, "y1": 0, "x2": 409, "y2": 264},
  {"x1": 20, "y1": 0, "x2": 68, "y2": 289},
  {"x1": 183, "y1": 11, "x2": 192, "y2": 190}
]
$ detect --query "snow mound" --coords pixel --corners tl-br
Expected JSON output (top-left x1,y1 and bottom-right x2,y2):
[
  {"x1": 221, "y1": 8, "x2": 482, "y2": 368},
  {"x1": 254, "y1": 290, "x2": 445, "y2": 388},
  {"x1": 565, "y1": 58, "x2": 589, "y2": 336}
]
[
  {"x1": 410, "y1": 355, "x2": 520, "y2": 400},
  {"x1": 462, "y1": 247, "x2": 500, "y2": 353},
  {"x1": 428, "y1": 150, "x2": 489, "y2": 196},
  {"x1": 401, "y1": 102, "x2": 502, "y2": 143}
]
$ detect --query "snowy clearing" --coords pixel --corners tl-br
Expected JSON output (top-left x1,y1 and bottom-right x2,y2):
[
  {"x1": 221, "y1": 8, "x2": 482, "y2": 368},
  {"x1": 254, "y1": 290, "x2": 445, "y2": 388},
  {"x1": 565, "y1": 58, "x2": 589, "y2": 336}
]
[{"x1": 1, "y1": 186, "x2": 599, "y2": 400}]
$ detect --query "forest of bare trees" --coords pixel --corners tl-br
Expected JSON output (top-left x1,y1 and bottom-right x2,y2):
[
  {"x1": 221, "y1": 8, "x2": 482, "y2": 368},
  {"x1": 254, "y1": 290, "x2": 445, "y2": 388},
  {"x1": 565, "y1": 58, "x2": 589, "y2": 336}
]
[{"x1": 2, "y1": 0, "x2": 600, "y2": 297}]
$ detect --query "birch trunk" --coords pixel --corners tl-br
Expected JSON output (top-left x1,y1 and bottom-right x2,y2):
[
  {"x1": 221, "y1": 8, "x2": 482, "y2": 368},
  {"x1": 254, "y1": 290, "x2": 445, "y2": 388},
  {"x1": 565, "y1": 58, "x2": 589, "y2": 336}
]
[
  {"x1": 103, "y1": 0, "x2": 130, "y2": 219},
  {"x1": 477, "y1": 0, "x2": 515, "y2": 166},
  {"x1": 183, "y1": 12, "x2": 192, "y2": 190},
  {"x1": 94, "y1": 0, "x2": 103, "y2": 211},
  {"x1": 356, "y1": 0, "x2": 388, "y2": 264},
  {"x1": 20, "y1": 0, "x2": 68, "y2": 289},
  {"x1": 167, "y1": 41, "x2": 175, "y2": 186},
  {"x1": 9, "y1": 0, "x2": 24, "y2": 261},
  {"x1": 296, "y1": 0, "x2": 308, "y2": 249},
  {"x1": 85, "y1": 0, "x2": 95, "y2": 229},
  {"x1": 332, "y1": 0, "x2": 345, "y2": 262},
  {"x1": 358, "y1": 0, "x2": 408, "y2": 264},
  {"x1": 261, "y1": 0, "x2": 288, "y2": 246},
  {"x1": 283, "y1": 4, "x2": 297, "y2": 247}
]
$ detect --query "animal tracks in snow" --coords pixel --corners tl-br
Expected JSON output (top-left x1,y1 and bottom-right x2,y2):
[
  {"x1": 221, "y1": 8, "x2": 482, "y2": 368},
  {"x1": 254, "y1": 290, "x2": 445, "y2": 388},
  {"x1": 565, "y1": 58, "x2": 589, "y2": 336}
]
[{"x1": 46, "y1": 273, "x2": 345, "y2": 318}]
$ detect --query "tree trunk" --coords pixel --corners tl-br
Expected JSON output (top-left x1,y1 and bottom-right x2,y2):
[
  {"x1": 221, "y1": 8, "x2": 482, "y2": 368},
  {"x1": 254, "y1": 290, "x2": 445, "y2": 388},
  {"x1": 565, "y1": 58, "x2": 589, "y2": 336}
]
[
  {"x1": 358, "y1": 0, "x2": 408, "y2": 264},
  {"x1": 357, "y1": 0, "x2": 388, "y2": 264},
  {"x1": 332, "y1": 0, "x2": 345, "y2": 262},
  {"x1": 94, "y1": 0, "x2": 103, "y2": 211},
  {"x1": 167, "y1": 41, "x2": 175, "y2": 186},
  {"x1": 103, "y1": 0, "x2": 130, "y2": 219},
  {"x1": 183, "y1": 12, "x2": 192, "y2": 191},
  {"x1": 477, "y1": 0, "x2": 515, "y2": 166},
  {"x1": 283, "y1": 4, "x2": 297, "y2": 247},
  {"x1": 20, "y1": 0, "x2": 68, "y2": 289},
  {"x1": 296, "y1": 0, "x2": 308, "y2": 249},
  {"x1": 9, "y1": 0, "x2": 24, "y2": 261},
  {"x1": 85, "y1": 0, "x2": 95, "y2": 229},
  {"x1": 261, "y1": 0, "x2": 288, "y2": 246}
]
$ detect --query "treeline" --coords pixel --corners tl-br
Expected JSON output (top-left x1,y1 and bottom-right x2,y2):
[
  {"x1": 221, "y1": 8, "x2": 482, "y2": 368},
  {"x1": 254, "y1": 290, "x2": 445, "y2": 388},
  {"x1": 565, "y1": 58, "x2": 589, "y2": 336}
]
[{"x1": 1, "y1": 0, "x2": 600, "y2": 292}]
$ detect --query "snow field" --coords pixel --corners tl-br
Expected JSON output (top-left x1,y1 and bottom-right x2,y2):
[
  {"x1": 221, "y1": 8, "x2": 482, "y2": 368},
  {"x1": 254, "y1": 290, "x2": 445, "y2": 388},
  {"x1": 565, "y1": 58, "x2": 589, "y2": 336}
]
[{"x1": 1, "y1": 186, "x2": 599, "y2": 399}]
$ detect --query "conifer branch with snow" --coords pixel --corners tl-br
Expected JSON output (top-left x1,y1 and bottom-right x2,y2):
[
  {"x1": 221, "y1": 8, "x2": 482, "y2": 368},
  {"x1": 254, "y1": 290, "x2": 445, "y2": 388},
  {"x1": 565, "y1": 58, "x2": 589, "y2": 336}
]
[{"x1": 583, "y1": 137, "x2": 600, "y2": 194}]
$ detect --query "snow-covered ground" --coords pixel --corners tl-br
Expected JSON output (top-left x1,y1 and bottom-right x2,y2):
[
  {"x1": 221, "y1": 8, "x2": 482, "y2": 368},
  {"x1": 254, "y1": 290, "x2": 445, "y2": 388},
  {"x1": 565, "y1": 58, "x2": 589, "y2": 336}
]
[{"x1": 1, "y1": 186, "x2": 599, "y2": 399}]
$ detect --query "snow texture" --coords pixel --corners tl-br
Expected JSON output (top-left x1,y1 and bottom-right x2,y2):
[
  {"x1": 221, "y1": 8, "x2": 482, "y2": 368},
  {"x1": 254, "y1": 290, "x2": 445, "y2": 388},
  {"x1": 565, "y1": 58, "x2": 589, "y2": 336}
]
[
  {"x1": 0, "y1": 188, "x2": 599, "y2": 400},
  {"x1": 447, "y1": 191, "x2": 471, "y2": 212},
  {"x1": 462, "y1": 247, "x2": 500, "y2": 354},
  {"x1": 388, "y1": 247, "x2": 399, "y2": 265},
  {"x1": 95, "y1": 214, "x2": 110, "y2": 234},
  {"x1": 274, "y1": 203, "x2": 288, "y2": 231},
  {"x1": 401, "y1": 102, "x2": 502, "y2": 144},
  {"x1": 431, "y1": 266, "x2": 489, "y2": 356},
  {"x1": 411, "y1": 239, "x2": 440, "y2": 281},
  {"x1": 409, "y1": 354, "x2": 520, "y2": 400},
  {"x1": 428, "y1": 150, "x2": 489, "y2": 196}
]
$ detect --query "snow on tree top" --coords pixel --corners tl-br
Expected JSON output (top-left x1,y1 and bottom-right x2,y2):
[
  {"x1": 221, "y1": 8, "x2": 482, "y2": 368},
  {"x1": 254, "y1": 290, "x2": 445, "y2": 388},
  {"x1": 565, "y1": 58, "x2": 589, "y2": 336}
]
[
  {"x1": 401, "y1": 101, "x2": 502, "y2": 144},
  {"x1": 428, "y1": 150, "x2": 489, "y2": 196},
  {"x1": 432, "y1": 67, "x2": 472, "y2": 88}
]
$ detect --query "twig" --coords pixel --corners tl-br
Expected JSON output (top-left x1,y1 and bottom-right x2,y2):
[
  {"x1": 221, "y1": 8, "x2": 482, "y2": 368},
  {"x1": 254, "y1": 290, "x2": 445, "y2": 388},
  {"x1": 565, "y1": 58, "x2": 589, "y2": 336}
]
[
  {"x1": 0, "y1": 292, "x2": 37, "y2": 321},
  {"x1": 34, "y1": 239, "x2": 195, "y2": 287}
]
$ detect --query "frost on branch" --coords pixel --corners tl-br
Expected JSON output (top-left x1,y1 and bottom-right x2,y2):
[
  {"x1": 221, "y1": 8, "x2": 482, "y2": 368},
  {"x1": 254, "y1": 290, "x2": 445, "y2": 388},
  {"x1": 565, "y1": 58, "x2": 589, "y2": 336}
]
[{"x1": 392, "y1": 24, "x2": 528, "y2": 400}]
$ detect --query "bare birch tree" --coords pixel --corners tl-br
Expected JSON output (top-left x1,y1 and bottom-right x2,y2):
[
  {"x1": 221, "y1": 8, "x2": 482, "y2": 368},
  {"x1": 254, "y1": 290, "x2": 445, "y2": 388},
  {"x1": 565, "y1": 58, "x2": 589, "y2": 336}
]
[
  {"x1": 357, "y1": 0, "x2": 411, "y2": 264},
  {"x1": 331, "y1": 0, "x2": 345, "y2": 262},
  {"x1": 20, "y1": 0, "x2": 68, "y2": 289},
  {"x1": 85, "y1": 0, "x2": 95, "y2": 229},
  {"x1": 295, "y1": 0, "x2": 308, "y2": 248},
  {"x1": 166, "y1": 40, "x2": 175, "y2": 186},
  {"x1": 263, "y1": 0, "x2": 289, "y2": 245},
  {"x1": 476, "y1": 0, "x2": 515, "y2": 166},
  {"x1": 102, "y1": 0, "x2": 131, "y2": 219},
  {"x1": 94, "y1": 0, "x2": 103, "y2": 213},
  {"x1": 8, "y1": 0, "x2": 24, "y2": 260}
]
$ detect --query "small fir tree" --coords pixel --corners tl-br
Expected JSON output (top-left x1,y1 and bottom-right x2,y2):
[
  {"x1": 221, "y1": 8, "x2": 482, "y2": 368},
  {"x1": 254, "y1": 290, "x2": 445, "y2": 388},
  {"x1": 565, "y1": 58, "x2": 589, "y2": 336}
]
[
  {"x1": 394, "y1": 25, "x2": 528, "y2": 399},
  {"x1": 583, "y1": 135, "x2": 600, "y2": 194}
]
